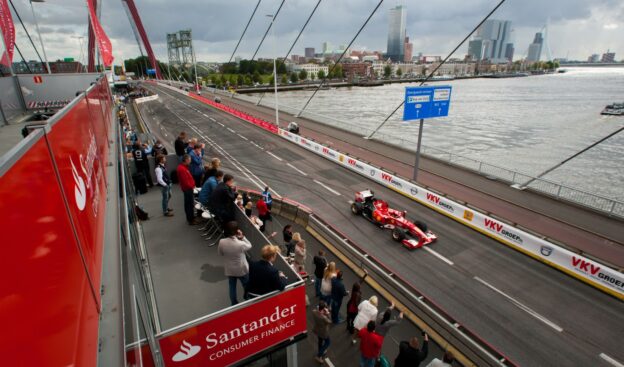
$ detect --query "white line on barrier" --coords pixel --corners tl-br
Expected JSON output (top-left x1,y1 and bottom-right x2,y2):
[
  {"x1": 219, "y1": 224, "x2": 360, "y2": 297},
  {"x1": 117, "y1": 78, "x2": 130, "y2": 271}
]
[
  {"x1": 474, "y1": 276, "x2": 563, "y2": 332},
  {"x1": 227, "y1": 127, "x2": 236, "y2": 133},
  {"x1": 237, "y1": 134, "x2": 249, "y2": 141},
  {"x1": 423, "y1": 247, "x2": 454, "y2": 266},
  {"x1": 314, "y1": 179, "x2": 341, "y2": 196},
  {"x1": 600, "y1": 353, "x2": 624, "y2": 367},
  {"x1": 287, "y1": 163, "x2": 308, "y2": 176},
  {"x1": 267, "y1": 152, "x2": 283, "y2": 161},
  {"x1": 325, "y1": 358, "x2": 335, "y2": 367}
]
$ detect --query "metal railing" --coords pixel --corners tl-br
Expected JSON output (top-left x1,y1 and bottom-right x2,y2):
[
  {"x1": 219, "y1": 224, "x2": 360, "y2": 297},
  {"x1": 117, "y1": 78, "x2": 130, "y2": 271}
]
[{"x1": 207, "y1": 87, "x2": 624, "y2": 218}]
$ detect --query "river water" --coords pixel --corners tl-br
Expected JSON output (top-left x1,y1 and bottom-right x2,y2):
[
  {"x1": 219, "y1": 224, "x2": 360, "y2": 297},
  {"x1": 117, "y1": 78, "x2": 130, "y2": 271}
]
[{"x1": 250, "y1": 67, "x2": 624, "y2": 201}]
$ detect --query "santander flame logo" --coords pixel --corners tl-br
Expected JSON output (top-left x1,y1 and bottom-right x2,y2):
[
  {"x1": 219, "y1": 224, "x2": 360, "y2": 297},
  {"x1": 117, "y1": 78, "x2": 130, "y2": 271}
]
[
  {"x1": 172, "y1": 340, "x2": 201, "y2": 362},
  {"x1": 70, "y1": 156, "x2": 87, "y2": 211}
]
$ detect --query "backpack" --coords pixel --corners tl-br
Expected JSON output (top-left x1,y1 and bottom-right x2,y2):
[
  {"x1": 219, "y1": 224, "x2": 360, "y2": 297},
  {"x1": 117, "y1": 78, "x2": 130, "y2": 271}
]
[
  {"x1": 376, "y1": 355, "x2": 391, "y2": 367},
  {"x1": 134, "y1": 205, "x2": 149, "y2": 221}
]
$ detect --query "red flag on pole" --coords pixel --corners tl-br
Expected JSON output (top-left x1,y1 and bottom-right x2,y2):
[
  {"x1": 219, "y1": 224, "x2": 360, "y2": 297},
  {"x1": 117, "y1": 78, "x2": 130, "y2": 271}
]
[
  {"x1": 86, "y1": 0, "x2": 114, "y2": 67},
  {"x1": 0, "y1": 0, "x2": 15, "y2": 67}
]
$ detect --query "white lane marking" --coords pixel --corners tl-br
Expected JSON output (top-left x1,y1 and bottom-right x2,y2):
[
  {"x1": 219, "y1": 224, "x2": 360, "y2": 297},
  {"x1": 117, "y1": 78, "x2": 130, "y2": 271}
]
[
  {"x1": 422, "y1": 247, "x2": 454, "y2": 266},
  {"x1": 600, "y1": 353, "x2": 624, "y2": 367},
  {"x1": 474, "y1": 277, "x2": 563, "y2": 332},
  {"x1": 227, "y1": 127, "x2": 236, "y2": 133},
  {"x1": 287, "y1": 163, "x2": 308, "y2": 176},
  {"x1": 313, "y1": 179, "x2": 341, "y2": 196},
  {"x1": 267, "y1": 151, "x2": 283, "y2": 161},
  {"x1": 202, "y1": 113, "x2": 209, "y2": 117},
  {"x1": 217, "y1": 122, "x2": 225, "y2": 127},
  {"x1": 251, "y1": 141, "x2": 263, "y2": 150},
  {"x1": 325, "y1": 358, "x2": 335, "y2": 367},
  {"x1": 209, "y1": 117, "x2": 216, "y2": 122},
  {"x1": 237, "y1": 134, "x2": 249, "y2": 141}
]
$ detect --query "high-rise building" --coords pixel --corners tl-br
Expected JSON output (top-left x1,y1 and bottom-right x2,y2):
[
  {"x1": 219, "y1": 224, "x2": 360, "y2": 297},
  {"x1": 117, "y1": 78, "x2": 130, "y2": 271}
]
[
  {"x1": 403, "y1": 36, "x2": 413, "y2": 62},
  {"x1": 305, "y1": 48, "x2": 315, "y2": 58},
  {"x1": 322, "y1": 42, "x2": 332, "y2": 55},
  {"x1": 601, "y1": 51, "x2": 615, "y2": 63},
  {"x1": 526, "y1": 32, "x2": 543, "y2": 62},
  {"x1": 386, "y1": 5, "x2": 407, "y2": 62},
  {"x1": 468, "y1": 19, "x2": 514, "y2": 63},
  {"x1": 588, "y1": 54, "x2": 600, "y2": 63}
]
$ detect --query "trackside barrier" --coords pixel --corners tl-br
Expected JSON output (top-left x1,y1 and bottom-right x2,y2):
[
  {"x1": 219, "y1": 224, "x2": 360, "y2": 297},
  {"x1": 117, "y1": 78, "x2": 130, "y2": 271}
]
[
  {"x1": 241, "y1": 189, "x2": 515, "y2": 367},
  {"x1": 154, "y1": 83, "x2": 624, "y2": 300}
]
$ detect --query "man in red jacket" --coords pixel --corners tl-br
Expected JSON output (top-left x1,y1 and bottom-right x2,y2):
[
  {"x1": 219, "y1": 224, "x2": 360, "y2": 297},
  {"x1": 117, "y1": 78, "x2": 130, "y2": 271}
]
[
  {"x1": 358, "y1": 320, "x2": 383, "y2": 367},
  {"x1": 178, "y1": 154, "x2": 199, "y2": 225},
  {"x1": 256, "y1": 197, "x2": 269, "y2": 232}
]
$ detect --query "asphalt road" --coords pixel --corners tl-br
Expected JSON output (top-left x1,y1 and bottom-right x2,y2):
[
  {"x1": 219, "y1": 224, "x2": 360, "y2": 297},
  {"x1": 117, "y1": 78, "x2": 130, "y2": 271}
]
[{"x1": 140, "y1": 85, "x2": 624, "y2": 367}]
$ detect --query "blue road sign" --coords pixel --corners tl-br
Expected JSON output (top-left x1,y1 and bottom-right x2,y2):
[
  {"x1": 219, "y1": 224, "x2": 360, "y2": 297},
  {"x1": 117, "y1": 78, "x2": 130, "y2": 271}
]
[
  {"x1": 403, "y1": 85, "x2": 452, "y2": 121},
  {"x1": 147, "y1": 68, "x2": 156, "y2": 75}
]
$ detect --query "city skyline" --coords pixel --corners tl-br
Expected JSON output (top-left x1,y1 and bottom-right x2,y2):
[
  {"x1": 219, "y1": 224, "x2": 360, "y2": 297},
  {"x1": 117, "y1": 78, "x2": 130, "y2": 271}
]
[
  {"x1": 386, "y1": 5, "x2": 407, "y2": 62},
  {"x1": 3, "y1": 0, "x2": 622, "y2": 64}
]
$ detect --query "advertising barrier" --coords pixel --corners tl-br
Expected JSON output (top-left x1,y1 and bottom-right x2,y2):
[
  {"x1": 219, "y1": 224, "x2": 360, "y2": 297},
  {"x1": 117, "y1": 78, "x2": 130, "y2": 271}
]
[
  {"x1": 135, "y1": 94, "x2": 159, "y2": 104},
  {"x1": 157, "y1": 286, "x2": 306, "y2": 367},
  {"x1": 155, "y1": 83, "x2": 624, "y2": 300}
]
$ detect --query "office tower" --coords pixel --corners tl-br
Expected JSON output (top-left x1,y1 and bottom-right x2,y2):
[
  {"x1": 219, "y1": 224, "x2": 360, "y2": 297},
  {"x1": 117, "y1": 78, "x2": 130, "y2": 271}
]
[
  {"x1": 305, "y1": 48, "x2": 315, "y2": 58},
  {"x1": 386, "y1": 5, "x2": 407, "y2": 62},
  {"x1": 403, "y1": 36, "x2": 413, "y2": 62},
  {"x1": 601, "y1": 51, "x2": 615, "y2": 63},
  {"x1": 468, "y1": 19, "x2": 514, "y2": 63},
  {"x1": 527, "y1": 32, "x2": 543, "y2": 62}
]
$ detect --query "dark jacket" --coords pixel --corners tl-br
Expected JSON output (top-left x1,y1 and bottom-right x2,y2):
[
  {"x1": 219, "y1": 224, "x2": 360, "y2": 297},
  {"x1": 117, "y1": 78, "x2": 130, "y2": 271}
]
[
  {"x1": 246, "y1": 259, "x2": 287, "y2": 295},
  {"x1": 395, "y1": 340, "x2": 428, "y2": 367},
  {"x1": 330, "y1": 276, "x2": 348, "y2": 301},
  {"x1": 132, "y1": 146, "x2": 149, "y2": 168},
  {"x1": 313, "y1": 255, "x2": 327, "y2": 279},
  {"x1": 152, "y1": 143, "x2": 168, "y2": 157},
  {"x1": 312, "y1": 309, "x2": 332, "y2": 339},
  {"x1": 174, "y1": 137, "x2": 187, "y2": 156},
  {"x1": 209, "y1": 182, "x2": 237, "y2": 222}
]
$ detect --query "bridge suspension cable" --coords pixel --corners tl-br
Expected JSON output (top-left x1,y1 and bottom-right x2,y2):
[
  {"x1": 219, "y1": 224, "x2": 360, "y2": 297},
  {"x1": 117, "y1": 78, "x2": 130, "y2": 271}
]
[
  {"x1": 227, "y1": 0, "x2": 262, "y2": 64},
  {"x1": 250, "y1": 0, "x2": 286, "y2": 62},
  {"x1": 365, "y1": 0, "x2": 507, "y2": 139}
]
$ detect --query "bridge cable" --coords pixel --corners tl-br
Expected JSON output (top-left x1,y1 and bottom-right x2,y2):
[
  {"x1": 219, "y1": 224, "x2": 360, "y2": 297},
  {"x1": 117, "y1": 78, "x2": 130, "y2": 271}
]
[
  {"x1": 8, "y1": 0, "x2": 44, "y2": 65},
  {"x1": 365, "y1": 0, "x2": 507, "y2": 139},
  {"x1": 295, "y1": 0, "x2": 384, "y2": 117},
  {"x1": 257, "y1": 0, "x2": 323, "y2": 105},
  {"x1": 250, "y1": 0, "x2": 286, "y2": 62},
  {"x1": 227, "y1": 0, "x2": 262, "y2": 65}
]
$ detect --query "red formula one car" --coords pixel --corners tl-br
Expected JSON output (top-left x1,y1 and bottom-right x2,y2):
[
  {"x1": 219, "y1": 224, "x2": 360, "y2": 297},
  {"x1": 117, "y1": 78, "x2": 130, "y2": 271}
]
[{"x1": 350, "y1": 190, "x2": 437, "y2": 249}]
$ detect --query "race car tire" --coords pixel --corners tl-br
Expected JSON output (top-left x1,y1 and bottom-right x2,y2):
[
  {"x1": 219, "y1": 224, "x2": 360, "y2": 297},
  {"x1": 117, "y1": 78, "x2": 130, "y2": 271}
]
[
  {"x1": 351, "y1": 203, "x2": 361, "y2": 215},
  {"x1": 415, "y1": 220, "x2": 428, "y2": 232},
  {"x1": 392, "y1": 228, "x2": 405, "y2": 242}
]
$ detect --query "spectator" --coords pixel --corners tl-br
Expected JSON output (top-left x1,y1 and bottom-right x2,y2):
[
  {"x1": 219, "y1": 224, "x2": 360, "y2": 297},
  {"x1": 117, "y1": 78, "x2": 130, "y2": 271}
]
[
  {"x1": 312, "y1": 250, "x2": 327, "y2": 298},
  {"x1": 358, "y1": 320, "x2": 383, "y2": 367},
  {"x1": 174, "y1": 132, "x2": 187, "y2": 161},
  {"x1": 242, "y1": 192, "x2": 251, "y2": 207},
  {"x1": 256, "y1": 196, "x2": 269, "y2": 232},
  {"x1": 235, "y1": 194, "x2": 244, "y2": 209},
  {"x1": 177, "y1": 154, "x2": 199, "y2": 225},
  {"x1": 262, "y1": 186, "x2": 273, "y2": 211},
  {"x1": 218, "y1": 221, "x2": 252, "y2": 305},
  {"x1": 425, "y1": 351, "x2": 454, "y2": 367},
  {"x1": 246, "y1": 245, "x2": 287, "y2": 297},
  {"x1": 353, "y1": 296, "x2": 378, "y2": 344},
  {"x1": 330, "y1": 270, "x2": 348, "y2": 324},
  {"x1": 209, "y1": 174, "x2": 237, "y2": 224},
  {"x1": 320, "y1": 262, "x2": 337, "y2": 304},
  {"x1": 186, "y1": 138, "x2": 198, "y2": 155},
  {"x1": 283, "y1": 225, "x2": 293, "y2": 252},
  {"x1": 376, "y1": 303, "x2": 403, "y2": 342},
  {"x1": 287, "y1": 232, "x2": 301, "y2": 257},
  {"x1": 152, "y1": 139, "x2": 168, "y2": 157},
  {"x1": 312, "y1": 301, "x2": 332, "y2": 364},
  {"x1": 199, "y1": 170, "x2": 223, "y2": 207},
  {"x1": 395, "y1": 334, "x2": 429, "y2": 367},
  {"x1": 244, "y1": 201, "x2": 253, "y2": 217},
  {"x1": 204, "y1": 157, "x2": 221, "y2": 181},
  {"x1": 189, "y1": 144, "x2": 205, "y2": 187},
  {"x1": 294, "y1": 239, "x2": 306, "y2": 273},
  {"x1": 346, "y1": 271, "x2": 368, "y2": 334},
  {"x1": 132, "y1": 142, "x2": 153, "y2": 187},
  {"x1": 154, "y1": 155, "x2": 173, "y2": 217}
]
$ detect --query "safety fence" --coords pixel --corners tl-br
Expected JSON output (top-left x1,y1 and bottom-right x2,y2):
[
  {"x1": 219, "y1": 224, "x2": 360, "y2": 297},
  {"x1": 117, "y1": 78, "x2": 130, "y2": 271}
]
[
  {"x1": 156, "y1": 81, "x2": 624, "y2": 300},
  {"x1": 0, "y1": 77, "x2": 113, "y2": 366}
]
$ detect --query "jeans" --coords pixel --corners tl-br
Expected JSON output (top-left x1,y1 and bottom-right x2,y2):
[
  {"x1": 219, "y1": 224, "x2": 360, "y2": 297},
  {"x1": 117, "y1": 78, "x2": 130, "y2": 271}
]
[
  {"x1": 360, "y1": 356, "x2": 376, "y2": 367},
  {"x1": 160, "y1": 185, "x2": 171, "y2": 214},
  {"x1": 314, "y1": 276, "x2": 322, "y2": 297},
  {"x1": 183, "y1": 189, "x2": 194, "y2": 223},
  {"x1": 330, "y1": 299, "x2": 342, "y2": 323},
  {"x1": 317, "y1": 336, "x2": 330, "y2": 358},
  {"x1": 228, "y1": 274, "x2": 249, "y2": 305},
  {"x1": 346, "y1": 311, "x2": 357, "y2": 334}
]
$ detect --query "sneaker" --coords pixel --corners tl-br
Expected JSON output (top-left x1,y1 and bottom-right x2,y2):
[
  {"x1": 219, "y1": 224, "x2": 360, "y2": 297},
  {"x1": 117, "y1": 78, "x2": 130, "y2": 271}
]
[{"x1": 164, "y1": 212, "x2": 174, "y2": 217}]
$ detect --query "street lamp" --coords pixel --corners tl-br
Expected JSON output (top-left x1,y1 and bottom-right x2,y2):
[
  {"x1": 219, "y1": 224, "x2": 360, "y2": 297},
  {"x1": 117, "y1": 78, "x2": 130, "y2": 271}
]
[
  {"x1": 267, "y1": 14, "x2": 279, "y2": 128},
  {"x1": 30, "y1": 0, "x2": 51, "y2": 74}
]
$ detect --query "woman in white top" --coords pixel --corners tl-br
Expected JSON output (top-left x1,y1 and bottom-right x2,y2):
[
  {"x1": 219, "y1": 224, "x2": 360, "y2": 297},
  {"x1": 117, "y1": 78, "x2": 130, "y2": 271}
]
[{"x1": 352, "y1": 296, "x2": 379, "y2": 343}]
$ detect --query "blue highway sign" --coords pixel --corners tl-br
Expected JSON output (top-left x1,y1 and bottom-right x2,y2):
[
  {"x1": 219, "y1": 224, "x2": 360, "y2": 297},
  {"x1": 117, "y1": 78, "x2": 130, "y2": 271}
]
[{"x1": 403, "y1": 85, "x2": 452, "y2": 121}]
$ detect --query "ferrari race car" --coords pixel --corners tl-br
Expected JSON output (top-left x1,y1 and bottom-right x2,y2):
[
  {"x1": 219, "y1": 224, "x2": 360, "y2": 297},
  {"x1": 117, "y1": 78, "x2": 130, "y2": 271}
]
[{"x1": 350, "y1": 190, "x2": 437, "y2": 249}]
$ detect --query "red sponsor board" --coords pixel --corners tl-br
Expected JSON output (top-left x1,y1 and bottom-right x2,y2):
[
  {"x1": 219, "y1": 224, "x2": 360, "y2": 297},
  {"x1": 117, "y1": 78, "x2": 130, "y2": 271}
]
[
  {"x1": 0, "y1": 136, "x2": 99, "y2": 366},
  {"x1": 158, "y1": 286, "x2": 307, "y2": 366}
]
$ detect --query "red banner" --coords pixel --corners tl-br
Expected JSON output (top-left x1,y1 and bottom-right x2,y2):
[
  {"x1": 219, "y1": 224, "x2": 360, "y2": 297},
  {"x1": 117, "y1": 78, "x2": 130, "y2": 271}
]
[
  {"x1": 158, "y1": 286, "x2": 307, "y2": 366},
  {"x1": 86, "y1": 0, "x2": 113, "y2": 67},
  {"x1": 0, "y1": 0, "x2": 15, "y2": 66}
]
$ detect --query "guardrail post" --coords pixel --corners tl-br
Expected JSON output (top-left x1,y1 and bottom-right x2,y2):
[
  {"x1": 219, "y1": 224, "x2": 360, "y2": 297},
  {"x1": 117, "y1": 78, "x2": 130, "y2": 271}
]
[
  {"x1": 556, "y1": 185, "x2": 562, "y2": 198},
  {"x1": 511, "y1": 171, "x2": 517, "y2": 183},
  {"x1": 478, "y1": 161, "x2": 483, "y2": 173}
]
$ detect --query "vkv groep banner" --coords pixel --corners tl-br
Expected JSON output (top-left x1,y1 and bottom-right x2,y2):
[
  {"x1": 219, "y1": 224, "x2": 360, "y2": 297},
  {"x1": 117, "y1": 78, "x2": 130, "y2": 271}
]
[{"x1": 0, "y1": 0, "x2": 15, "y2": 66}]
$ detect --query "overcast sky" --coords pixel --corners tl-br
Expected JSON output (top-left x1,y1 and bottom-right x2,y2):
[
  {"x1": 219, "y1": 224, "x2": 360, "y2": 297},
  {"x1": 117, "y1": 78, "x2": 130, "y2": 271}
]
[{"x1": 6, "y1": 0, "x2": 623, "y2": 65}]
